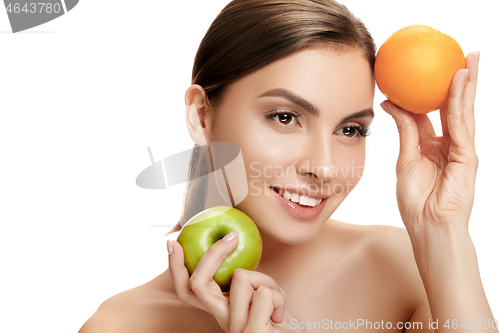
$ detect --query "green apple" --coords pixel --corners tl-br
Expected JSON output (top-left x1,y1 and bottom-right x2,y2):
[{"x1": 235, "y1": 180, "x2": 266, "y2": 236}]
[{"x1": 176, "y1": 206, "x2": 262, "y2": 290}]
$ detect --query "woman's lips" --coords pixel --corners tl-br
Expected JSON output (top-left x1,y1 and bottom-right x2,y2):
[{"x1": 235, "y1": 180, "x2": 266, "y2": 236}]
[{"x1": 270, "y1": 186, "x2": 329, "y2": 220}]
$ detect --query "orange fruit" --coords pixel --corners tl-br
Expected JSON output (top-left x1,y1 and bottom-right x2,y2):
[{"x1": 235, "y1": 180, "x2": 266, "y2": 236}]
[{"x1": 375, "y1": 25, "x2": 466, "y2": 114}]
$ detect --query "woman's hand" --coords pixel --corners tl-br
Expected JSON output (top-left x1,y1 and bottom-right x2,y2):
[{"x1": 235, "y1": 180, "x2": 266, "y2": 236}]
[
  {"x1": 168, "y1": 232, "x2": 306, "y2": 333},
  {"x1": 382, "y1": 52, "x2": 498, "y2": 333},
  {"x1": 381, "y1": 51, "x2": 480, "y2": 234}
]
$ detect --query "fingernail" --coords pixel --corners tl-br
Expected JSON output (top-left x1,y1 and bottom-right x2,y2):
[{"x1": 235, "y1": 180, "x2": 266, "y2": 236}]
[
  {"x1": 167, "y1": 240, "x2": 173, "y2": 255},
  {"x1": 380, "y1": 102, "x2": 390, "y2": 114},
  {"x1": 464, "y1": 69, "x2": 469, "y2": 84},
  {"x1": 280, "y1": 287, "x2": 288, "y2": 299},
  {"x1": 223, "y1": 231, "x2": 238, "y2": 242}
]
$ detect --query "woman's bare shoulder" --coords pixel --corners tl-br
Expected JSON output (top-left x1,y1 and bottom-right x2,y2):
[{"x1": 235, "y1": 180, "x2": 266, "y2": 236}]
[
  {"x1": 78, "y1": 271, "x2": 221, "y2": 333},
  {"x1": 78, "y1": 273, "x2": 178, "y2": 333},
  {"x1": 327, "y1": 220, "x2": 425, "y2": 294},
  {"x1": 322, "y1": 220, "x2": 423, "y2": 283},
  {"x1": 326, "y1": 219, "x2": 414, "y2": 258}
]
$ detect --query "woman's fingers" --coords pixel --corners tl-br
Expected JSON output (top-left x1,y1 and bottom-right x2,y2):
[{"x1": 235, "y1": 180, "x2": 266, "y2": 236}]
[
  {"x1": 413, "y1": 112, "x2": 436, "y2": 143},
  {"x1": 277, "y1": 310, "x2": 309, "y2": 333},
  {"x1": 228, "y1": 271, "x2": 254, "y2": 332},
  {"x1": 188, "y1": 231, "x2": 239, "y2": 317},
  {"x1": 168, "y1": 240, "x2": 206, "y2": 310},
  {"x1": 170, "y1": 234, "x2": 289, "y2": 332},
  {"x1": 439, "y1": 105, "x2": 449, "y2": 139},
  {"x1": 229, "y1": 269, "x2": 287, "y2": 332},
  {"x1": 445, "y1": 68, "x2": 473, "y2": 152},
  {"x1": 381, "y1": 100, "x2": 421, "y2": 171},
  {"x1": 440, "y1": 52, "x2": 479, "y2": 144},
  {"x1": 463, "y1": 51, "x2": 480, "y2": 144},
  {"x1": 246, "y1": 286, "x2": 286, "y2": 329}
]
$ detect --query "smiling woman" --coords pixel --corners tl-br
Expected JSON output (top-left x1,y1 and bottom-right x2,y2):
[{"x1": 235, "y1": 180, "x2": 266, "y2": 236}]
[
  {"x1": 197, "y1": 47, "x2": 375, "y2": 241},
  {"x1": 78, "y1": 0, "x2": 497, "y2": 332}
]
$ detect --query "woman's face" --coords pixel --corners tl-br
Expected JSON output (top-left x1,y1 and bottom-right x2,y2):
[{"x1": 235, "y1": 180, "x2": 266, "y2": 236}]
[{"x1": 207, "y1": 46, "x2": 375, "y2": 244}]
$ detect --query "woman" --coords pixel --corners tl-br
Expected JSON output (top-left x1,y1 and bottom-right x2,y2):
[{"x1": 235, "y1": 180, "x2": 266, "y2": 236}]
[{"x1": 79, "y1": 0, "x2": 495, "y2": 332}]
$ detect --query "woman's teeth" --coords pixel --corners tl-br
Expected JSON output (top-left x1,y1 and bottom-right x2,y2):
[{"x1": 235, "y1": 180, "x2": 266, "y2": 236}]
[{"x1": 280, "y1": 190, "x2": 322, "y2": 207}]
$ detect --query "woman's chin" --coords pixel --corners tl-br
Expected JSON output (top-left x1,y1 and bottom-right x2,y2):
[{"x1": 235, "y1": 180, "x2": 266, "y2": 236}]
[
  {"x1": 236, "y1": 193, "x2": 339, "y2": 245},
  {"x1": 258, "y1": 220, "x2": 325, "y2": 246}
]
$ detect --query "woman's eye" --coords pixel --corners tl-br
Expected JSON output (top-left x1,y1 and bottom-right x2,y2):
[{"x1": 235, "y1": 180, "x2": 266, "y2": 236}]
[
  {"x1": 276, "y1": 113, "x2": 295, "y2": 125},
  {"x1": 342, "y1": 126, "x2": 357, "y2": 137},
  {"x1": 335, "y1": 125, "x2": 369, "y2": 138},
  {"x1": 266, "y1": 111, "x2": 299, "y2": 126}
]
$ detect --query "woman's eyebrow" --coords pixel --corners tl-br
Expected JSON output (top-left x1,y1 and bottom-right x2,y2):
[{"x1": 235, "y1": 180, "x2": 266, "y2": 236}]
[
  {"x1": 257, "y1": 88, "x2": 375, "y2": 122},
  {"x1": 340, "y1": 108, "x2": 375, "y2": 123},
  {"x1": 258, "y1": 89, "x2": 319, "y2": 116}
]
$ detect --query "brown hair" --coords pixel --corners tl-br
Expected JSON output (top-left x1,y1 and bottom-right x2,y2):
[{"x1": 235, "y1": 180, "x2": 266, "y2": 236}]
[{"x1": 169, "y1": 0, "x2": 375, "y2": 234}]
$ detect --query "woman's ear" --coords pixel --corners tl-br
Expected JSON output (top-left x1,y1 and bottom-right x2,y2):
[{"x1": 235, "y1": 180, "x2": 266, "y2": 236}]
[{"x1": 185, "y1": 85, "x2": 211, "y2": 145}]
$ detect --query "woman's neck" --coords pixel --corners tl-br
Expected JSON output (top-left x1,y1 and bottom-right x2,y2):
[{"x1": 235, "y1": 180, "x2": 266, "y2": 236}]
[{"x1": 256, "y1": 229, "x2": 314, "y2": 277}]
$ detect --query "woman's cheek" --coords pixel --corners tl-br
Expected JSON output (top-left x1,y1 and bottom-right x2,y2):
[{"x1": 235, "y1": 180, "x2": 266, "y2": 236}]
[
  {"x1": 246, "y1": 158, "x2": 286, "y2": 186},
  {"x1": 338, "y1": 154, "x2": 365, "y2": 196}
]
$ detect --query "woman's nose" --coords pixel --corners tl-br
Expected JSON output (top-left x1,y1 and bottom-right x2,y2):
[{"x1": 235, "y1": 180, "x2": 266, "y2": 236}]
[{"x1": 295, "y1": 134, "x2": 338, "y2": 182}]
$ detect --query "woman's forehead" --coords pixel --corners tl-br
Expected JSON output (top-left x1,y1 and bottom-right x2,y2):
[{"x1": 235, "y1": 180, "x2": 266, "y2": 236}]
[{"x1": 220, "y1": 47, "x2": 374, "y2": 115}]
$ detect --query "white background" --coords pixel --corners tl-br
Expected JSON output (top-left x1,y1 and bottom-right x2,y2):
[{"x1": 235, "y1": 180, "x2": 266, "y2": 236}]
[{"x1": 0, "y1": 1, "x2": 498, "y2": 332}]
